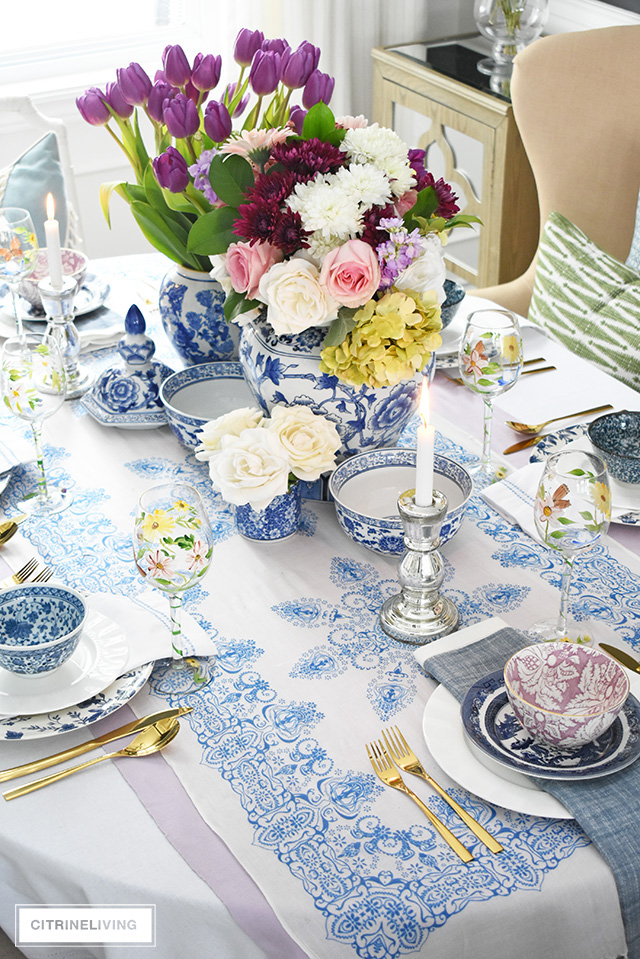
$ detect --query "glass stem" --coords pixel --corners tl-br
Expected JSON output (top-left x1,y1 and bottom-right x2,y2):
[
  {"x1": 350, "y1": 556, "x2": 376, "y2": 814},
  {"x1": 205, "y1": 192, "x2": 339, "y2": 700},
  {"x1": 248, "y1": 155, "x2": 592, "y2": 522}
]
[
  {"x1": 30, "y1": 420, "x2": 49, "y2": 504},
  {"x1": 9, "y1": 286, "x2": 23, "y2": 337},
  {"x1": 480, "y1": 397, "x2": 494, "y2": 473},
  {"x1": 169, "y1": 593, "x2": 184, "y2": 657},
  {"x1": 558, "y1": 554, "x2": 575, "y2": 635}
]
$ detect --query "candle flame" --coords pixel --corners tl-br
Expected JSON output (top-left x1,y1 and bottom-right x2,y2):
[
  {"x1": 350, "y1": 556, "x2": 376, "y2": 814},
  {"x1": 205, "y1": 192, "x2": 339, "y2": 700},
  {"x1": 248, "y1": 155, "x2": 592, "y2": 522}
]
[
  {"x1": 46, "y1": 193, "x2": 55, "y2": 220},
  {"x1": 419, "y1": 378, "x2": 430, "y2": 429}
]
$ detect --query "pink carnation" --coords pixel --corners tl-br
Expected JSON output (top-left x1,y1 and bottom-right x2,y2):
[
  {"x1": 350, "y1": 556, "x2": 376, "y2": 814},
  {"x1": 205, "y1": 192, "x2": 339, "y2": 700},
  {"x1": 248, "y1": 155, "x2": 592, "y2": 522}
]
[
  {"x1": 395, "y1": 189, "x2": 418, "y2": 217},
  {"x1": 225, "y1": 241, "x2": 283, "y2": 299},
  {"x1": 319, "y1": 239, "x2": 381, "y2": 308}
]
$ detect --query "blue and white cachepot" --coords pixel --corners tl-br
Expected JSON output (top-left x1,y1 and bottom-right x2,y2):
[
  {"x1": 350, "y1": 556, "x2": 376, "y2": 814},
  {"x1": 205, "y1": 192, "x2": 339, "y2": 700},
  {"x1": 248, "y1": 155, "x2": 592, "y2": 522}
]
[
  {"x1": 235, "y1": 484, "x2": 301, "y2": 542},
  {"x1": 159, "y1": 264, "x2": 239, "y2": 366},
  {"x1": 239, "y1": 314, "x2": 436, "y2": 460}
]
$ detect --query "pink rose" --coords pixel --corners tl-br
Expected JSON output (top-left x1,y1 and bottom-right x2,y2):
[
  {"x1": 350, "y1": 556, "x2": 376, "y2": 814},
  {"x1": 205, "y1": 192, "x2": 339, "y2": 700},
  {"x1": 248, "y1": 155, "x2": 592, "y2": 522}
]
[
  {"x1": 395, "y1": 189, "x2": 418, "y2": 217},
  {"x1": 225, "y1": 241, "x2": 282, "y2": 299},
  {"x1": 319, "y1": 239, "x2": 381, "y2": 308}
]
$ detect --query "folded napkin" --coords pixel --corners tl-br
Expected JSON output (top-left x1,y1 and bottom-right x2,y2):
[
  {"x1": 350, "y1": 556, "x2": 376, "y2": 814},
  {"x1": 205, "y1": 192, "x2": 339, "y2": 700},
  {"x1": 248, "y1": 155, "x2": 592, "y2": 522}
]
[
  {"x1": 415, "y1": 626, "x2": 640, "y2": 959},
  {"x1": 0, "y1": 308, "x2": 125, "y2": 353},
  {"x1": 0, "y1": 424, "x2": 35, "y2": 474},
  {"x1": 89, "y1": 589, "x2": 218, "y2": 671},
  {"x1": 482, "y1": 458, "x2": 639, "y2": 537}
]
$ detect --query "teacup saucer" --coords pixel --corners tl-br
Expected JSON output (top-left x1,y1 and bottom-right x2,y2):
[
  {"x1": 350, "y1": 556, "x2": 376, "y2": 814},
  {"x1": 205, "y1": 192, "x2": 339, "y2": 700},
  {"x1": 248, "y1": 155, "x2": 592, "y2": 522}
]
[
  {"x1": 0, "y1": 609, "x2": 128, "y2": 716},
  {"x1": 461, "y1": 671, "x2": 640, "y2": 780}
]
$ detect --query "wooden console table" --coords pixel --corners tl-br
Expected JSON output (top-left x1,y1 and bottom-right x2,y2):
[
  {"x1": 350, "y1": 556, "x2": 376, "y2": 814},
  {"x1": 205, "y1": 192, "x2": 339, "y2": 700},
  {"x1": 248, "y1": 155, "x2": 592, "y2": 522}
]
[{"x1": 372, "y1": 42, "x2": 539, "y2": 288}]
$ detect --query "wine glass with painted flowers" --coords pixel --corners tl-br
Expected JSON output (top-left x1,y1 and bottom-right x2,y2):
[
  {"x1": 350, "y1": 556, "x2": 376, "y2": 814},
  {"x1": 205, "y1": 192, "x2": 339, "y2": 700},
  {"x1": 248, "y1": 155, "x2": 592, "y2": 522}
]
[
  {"x1": 133, "y1": 481, "x2": 215, "y2": 694},
  {"x1": 0, "y1": 208, "x2": 39, "y2": 335},
  {"x1": 532, "y1": 449, "x2": 611, "y2": 643}
]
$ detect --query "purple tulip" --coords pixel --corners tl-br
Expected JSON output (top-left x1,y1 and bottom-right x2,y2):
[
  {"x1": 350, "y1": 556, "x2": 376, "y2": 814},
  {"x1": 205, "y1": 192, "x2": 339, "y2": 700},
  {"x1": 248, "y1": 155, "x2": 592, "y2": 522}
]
[
  {"x1": 298, "y1": 41, "x2": 321, "y2": 72},
  {"x1": 288, "y1": 104, "x2": 307, "y2": 136},
  {"x1": 234, "y1": 28, "x2": 264, "y2": 67},
  {"x1": 76, "y1": 88, "x2": 110, "y2": 125},
  {"x1": 163, "y1": 92, "x2": 200, "y2": 138},
  {"x1": 204, "y1": 100, "x2": 232, "y2": 142},
  {"x1": 162, "y1": 44, "x2": 191, "y2": 87},
  {"x1": 249, "y1": 50, "x2": 281, "y2": 97},
  {"x1": 261, "y1": 38, "x2": 289, "y2": 56},
  {"x1": 192, "y1": 53, "x2": 222, "y2": 92},
  {"x1": 153, "y1": 146, "x2": 190, "y2": 193},
  {"x1": 280, "y1": 43, "x2": 318, "y2": 89},
  {"x1": 104, "y1": 81, "x2": 133, "y2": 119},
  {"x1": 116, "y1": 62, "x2": 152, "y2": 106},
  {"x1": 302, "y1": 69, "x2": 335, "y2": 109},
  {"x1": 147, "y1": 81, "x2": 176, "y2": 123}
]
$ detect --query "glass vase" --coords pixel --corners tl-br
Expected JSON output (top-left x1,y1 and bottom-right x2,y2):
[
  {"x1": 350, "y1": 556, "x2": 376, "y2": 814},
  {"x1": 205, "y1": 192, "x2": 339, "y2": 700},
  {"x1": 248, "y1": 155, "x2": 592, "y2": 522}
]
[{"x1": 474, "y1": 0, "x2": 549, "y2": 78}]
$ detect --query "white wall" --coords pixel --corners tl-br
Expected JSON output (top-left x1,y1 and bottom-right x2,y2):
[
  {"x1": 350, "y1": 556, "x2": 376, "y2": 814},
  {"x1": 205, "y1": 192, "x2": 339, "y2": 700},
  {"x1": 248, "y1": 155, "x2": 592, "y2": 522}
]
[{"x1": 1, "y1": 0, "x2": 638, "y2": 261}]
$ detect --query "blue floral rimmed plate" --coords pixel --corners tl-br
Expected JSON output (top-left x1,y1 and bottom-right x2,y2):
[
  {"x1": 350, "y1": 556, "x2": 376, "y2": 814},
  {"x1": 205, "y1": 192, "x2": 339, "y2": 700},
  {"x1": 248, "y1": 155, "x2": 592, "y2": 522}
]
[
  {"x1": 461, "y1": 670, "x2": 640, "y2": 780},
  {"x1": 0, "y1": 274, "x2": 110, "y2": 321},
  {"x1": 530, "y1": 425, "x2": 640, "y2": 526}
]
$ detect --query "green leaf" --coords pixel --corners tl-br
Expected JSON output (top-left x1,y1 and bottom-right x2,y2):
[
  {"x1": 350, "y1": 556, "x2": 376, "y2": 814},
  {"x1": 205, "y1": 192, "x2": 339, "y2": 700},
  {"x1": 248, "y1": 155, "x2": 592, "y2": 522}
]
[
  {"x1": 323, "y1": 311, "x2": 359, "y2": 348},
  {"x1": 129, "y1": 200, "x2": 200, "y2": 268},
  {"x1": 208, "y1": 154, "x2": 254, "y2": 207},
  {"x1": 99, "y1": 181, "x2": 126, "y2": 227},
  {"x1": 403, "y1": 186, "x2": 439, "y2": 229},
  {"x1": 302, "y1": 102, "x2": 337, "y2": 142},
  {"x1": 567, "y1": 468, "x2": 588, "y2": 476},
  {"x1": 549, "y1": 530, "x2": 569, "y2": 539},
  {"x1": 476, "y1": 377, "x2": 494, "y2": 386},
  {"x1": 579, "y1": 510, "x2": 594, "y2": 521},
  {"x1": 188, "y1": 206, "x2": 239, "y2": 255},
  {"x1": 556, "y1": 516, "x2": 575, "y2": 525},
  {"x1": 223, "y1": 291, "x2": 261, "y2": 322}
]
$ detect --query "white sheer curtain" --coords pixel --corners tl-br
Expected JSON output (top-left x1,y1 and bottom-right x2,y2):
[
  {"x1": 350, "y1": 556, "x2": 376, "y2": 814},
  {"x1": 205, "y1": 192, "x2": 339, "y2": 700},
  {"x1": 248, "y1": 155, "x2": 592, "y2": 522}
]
[{"x1": 205, "y1": 0, "x2": 474, "y2": 118}]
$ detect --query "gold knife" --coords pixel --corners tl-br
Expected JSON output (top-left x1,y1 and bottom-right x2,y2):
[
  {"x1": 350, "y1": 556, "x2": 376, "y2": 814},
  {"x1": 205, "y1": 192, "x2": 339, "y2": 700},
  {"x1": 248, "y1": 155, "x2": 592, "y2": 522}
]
[
  {"x1": 599, "y1": 643, "x2": 640, "y2": 675},
  {"x1": 0, "y1": 706, "x2": 193, "y2": 782},
  {"x1": 503, "y1": 435, "x2": 545, "y2": 455}
]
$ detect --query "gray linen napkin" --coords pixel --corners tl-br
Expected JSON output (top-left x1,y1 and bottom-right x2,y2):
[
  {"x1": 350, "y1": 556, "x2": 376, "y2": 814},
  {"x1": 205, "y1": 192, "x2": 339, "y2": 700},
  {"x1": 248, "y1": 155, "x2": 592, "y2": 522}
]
[{"x1": 422, "y1": 627, "x2": 640, "y2": 959}]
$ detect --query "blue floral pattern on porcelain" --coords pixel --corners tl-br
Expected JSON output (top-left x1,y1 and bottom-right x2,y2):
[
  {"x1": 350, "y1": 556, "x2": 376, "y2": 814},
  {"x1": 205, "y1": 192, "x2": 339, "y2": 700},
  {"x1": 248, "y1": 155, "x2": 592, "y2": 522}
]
[
  {"x1": 235, "y1": 484, "x2": 301, "y2": 541},
  {"x1": 0, "y1": 584, "x2": 87, "y2": 674},
  {"x1": 587, "y1": 410, "x2": 640, "y2": 484},
  {"x1": 159, "y1": 265, "x2": 239, "y2": 366},
  {"x1": 160, "y1": 361, "x2": 253, "y2": 448},
  {"x1": 239, "y1": 314, "x2": 435, "y2": 459}
]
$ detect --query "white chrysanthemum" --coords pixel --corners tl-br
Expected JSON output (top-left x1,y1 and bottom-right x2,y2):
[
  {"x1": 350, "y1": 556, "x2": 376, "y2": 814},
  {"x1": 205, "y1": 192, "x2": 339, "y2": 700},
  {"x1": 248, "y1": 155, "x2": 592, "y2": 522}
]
[
  {"x1": 333, "y1": 164, "x2": 392, "y2": 209},
  {"x1": 383, "y1": 156, "x2": 417, "y2": 197},
  {"x1": 341, "y1": 123, "x2": 409, "y2": 167},
  {"x1": 287, "y1": 177, "x2": 361, "y2": 246}
]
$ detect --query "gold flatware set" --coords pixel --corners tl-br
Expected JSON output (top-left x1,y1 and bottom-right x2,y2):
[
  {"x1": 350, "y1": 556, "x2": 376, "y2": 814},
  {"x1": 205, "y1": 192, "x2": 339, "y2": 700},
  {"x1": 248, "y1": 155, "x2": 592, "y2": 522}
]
[
  {"x1": 2, "y1": 706, "x2": 192, "y2": 800},
  {"x1": 367, "y1": 725, "x2": 503, "y2": 864},
  {"x1": 448, "y1": 355, "x2": 555, "y2": 388},
  {"x1": 0, "y1": 557, "x2": 54, "y2": 589}
]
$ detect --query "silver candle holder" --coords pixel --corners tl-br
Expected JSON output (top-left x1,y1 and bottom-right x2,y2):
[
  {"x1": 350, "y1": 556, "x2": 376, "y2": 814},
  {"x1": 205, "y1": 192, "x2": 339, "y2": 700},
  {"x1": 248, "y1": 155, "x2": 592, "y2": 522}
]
[
  {"x1": 379, "y1": 489, "x2": 459, "y2": 645},
  {"x1": 38, "y1": 275, "x2": 92, "y2": 399}
]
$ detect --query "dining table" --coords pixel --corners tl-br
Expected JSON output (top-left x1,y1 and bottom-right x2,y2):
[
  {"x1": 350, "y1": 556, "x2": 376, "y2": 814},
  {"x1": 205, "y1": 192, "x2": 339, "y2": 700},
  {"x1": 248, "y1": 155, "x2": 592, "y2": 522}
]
[{"x1": 0, "y1": 252, "x2": 638, "y2": 959}]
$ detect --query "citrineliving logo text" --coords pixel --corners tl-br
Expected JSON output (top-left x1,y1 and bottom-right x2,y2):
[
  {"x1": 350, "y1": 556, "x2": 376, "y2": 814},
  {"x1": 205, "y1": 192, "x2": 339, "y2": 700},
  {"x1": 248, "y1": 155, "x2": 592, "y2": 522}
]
[{"x1": 15, "y1": 905, "x2": 155, "y2": 947}]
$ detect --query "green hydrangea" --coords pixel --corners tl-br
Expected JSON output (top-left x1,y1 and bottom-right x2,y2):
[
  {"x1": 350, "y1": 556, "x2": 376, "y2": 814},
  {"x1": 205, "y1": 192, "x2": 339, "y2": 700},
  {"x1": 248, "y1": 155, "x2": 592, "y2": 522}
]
[{"x1": 319, "y1": 289, "x2": 442, "y2": 389}]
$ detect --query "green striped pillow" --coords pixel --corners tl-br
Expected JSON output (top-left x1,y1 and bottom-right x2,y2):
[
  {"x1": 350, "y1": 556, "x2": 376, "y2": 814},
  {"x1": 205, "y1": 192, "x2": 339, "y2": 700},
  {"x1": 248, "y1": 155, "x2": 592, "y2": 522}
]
[{"x1": 528, "y1": 212, "x2": 640, "y2": 392}]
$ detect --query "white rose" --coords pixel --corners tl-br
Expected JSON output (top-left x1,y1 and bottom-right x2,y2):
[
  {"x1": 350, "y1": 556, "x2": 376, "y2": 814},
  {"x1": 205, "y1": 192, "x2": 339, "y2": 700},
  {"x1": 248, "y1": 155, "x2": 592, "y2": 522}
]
[
  {"x1": 209, "y1": 254, "x2": 232, "y2": 295},
  {"x1": 195, "y1": 407, "x2": 264, "y2": 462},
  {"x1": 267, "y1": 405, "x2": 341, "y2": 481},
  {"x1": 208, "y1": 427, "x2": 290, "y2": 510},
  {"x1": 257, "y1": 257, "x2": 338, "y2": 335},
  {"x1": 394, "y1": 234, "x2": 446, "y2": 304}
]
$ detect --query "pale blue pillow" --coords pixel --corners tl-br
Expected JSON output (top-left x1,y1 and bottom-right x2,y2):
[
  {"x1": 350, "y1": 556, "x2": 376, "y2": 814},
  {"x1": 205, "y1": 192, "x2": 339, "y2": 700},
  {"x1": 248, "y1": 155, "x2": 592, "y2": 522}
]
[
  {"x1": 626, "y1": 188, "x2": 640, "y2": 273},
  {"x1": 1, "y1": 133, "x2": 69, "y2": 248}
]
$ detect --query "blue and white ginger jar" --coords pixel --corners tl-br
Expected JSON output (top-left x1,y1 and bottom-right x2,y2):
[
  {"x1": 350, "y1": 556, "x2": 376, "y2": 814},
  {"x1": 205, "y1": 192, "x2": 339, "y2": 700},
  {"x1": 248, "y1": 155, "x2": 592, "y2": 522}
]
[{"x1": 159, "y1": 264, "x2": 239, "y2": 366}]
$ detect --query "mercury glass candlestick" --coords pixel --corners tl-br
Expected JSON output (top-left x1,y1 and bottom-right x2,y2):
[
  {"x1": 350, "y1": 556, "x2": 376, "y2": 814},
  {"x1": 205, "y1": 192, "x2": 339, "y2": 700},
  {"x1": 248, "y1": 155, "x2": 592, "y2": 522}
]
[
  {"x1": 38, "y1": 275, "x2": 92, "y2": 398},
  {"x1": 379, "y1": 489, "x2": 459, "y2": 645}
]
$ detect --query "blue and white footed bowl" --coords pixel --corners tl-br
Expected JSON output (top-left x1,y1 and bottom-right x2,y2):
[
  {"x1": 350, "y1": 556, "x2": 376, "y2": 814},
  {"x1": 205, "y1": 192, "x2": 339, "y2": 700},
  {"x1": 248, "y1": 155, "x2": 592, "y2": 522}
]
[
  {"x1": 239, "y1": 314, "x2": 436, "y2": 460},
  {"x1": 441, "y1": 279, "x2": 466, "y2": 330},
  {"x1": 587, "y1": 410, "x2": 640, "y2": 484},
  {"x1": 0, "y1": 584, "x2": 87, "y2": 675},
  {"x1": 235, "y1": 484, "x2": 301, "y2": 542},
  {"x1": 160, "y1": 361, "x2": 255, "y2": 449},
  {"x1": 329, "y1": 448, "x2": 472, "y2": 555},
  {"x1": 159, "y1": 264, "x2": 239, "y2": 366}
]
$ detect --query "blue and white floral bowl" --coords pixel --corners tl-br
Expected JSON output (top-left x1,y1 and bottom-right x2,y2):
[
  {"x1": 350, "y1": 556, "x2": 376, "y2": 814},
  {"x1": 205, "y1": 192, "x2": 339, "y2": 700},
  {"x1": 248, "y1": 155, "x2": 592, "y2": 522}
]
[
  {"x1": 0, "y1": 584, "x2": 87, "y2": 675},
  {"x1": 329, "y1": 448, "x2": 472, "y2": 555},
  {"x1": 160, "y1": 361, "x2": 255, "y2": 448},
  {"x1": 587, "y1": 410, "x2": 640, "y2": 484},
  {"x1": 441, "y1": 279, "x2": 465, "y2": 330}
]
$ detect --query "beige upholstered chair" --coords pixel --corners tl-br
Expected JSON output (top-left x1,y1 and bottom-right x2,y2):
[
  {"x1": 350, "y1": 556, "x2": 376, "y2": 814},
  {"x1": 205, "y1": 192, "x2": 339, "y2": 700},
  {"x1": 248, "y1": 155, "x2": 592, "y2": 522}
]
[{"x1": 473, "y1": 25, "x2": 640, "y2": 317}]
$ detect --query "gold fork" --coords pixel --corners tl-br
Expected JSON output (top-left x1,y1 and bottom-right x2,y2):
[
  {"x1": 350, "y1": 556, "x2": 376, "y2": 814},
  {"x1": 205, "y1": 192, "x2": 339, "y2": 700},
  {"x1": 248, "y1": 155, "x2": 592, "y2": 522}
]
[
  {"x1": 0, "y1": 558, "x2": 39, "y2": 589},
  {"x1": 31, "y1": 566, "x2": 53, "y2": 584},
  {"x1": 367, "y1": 740, "x2": 473, "y2": 864},
  {"x1": 382, "y1": 726, "x2": 503, "y2": 854}
]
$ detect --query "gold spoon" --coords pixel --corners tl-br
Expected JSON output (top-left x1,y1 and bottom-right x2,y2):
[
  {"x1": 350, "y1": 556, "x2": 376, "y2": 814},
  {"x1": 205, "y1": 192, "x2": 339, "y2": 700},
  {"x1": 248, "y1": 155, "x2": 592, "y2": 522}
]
[
  {"x1": 0, "y1": 513, "x2": 27, "y2": 547},
  {"x1": 4, "y1": 719, "x2": 180, "y2": 800},
  {"x1": 505, "y1": 403, "x2": 614, "y2": 435}
]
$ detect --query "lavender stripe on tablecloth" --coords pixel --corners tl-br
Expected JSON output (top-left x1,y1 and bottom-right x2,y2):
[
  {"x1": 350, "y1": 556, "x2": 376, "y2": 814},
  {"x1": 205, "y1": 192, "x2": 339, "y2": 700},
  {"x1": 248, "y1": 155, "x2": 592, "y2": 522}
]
[{"x1": 421, "y1": 627, "x2": 640, "y2": 959}]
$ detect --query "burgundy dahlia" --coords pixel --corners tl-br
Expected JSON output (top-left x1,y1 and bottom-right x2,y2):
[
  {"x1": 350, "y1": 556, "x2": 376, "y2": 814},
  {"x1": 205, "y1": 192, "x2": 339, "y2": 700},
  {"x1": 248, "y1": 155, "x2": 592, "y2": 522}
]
[
  {"x1": 360, "y1": 202, "x2": 396, "y2": 249},
  {"x1": 270, "y1": 138, "x2": 346, "y2": 180},
  {"x1": 247, "y1": 170, "x2": 297, "y2": 207},
  {"x1": 271, "y1": 211, "x2": 309, "y2": 256},
  {"x1": 234, "y1": 199, "x2": 281, "y2": 244}
]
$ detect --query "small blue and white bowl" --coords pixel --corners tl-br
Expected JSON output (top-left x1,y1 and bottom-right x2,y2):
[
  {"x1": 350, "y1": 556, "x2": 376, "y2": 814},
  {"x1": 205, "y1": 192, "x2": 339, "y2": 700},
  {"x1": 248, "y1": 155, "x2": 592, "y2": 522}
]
[
  {"x1": 329, "y1": 448, "x2": 472, "y2": 555},
  {"x1": 160, "y1": 361, "x2": 256, "y2": 448},
  {"x1": 441, "y1": 279, "x2": 466, "y2": 330},
  {"x1": 0, "y1": 583, "x2": 87, "y2": 675},
  {"x1": 587, "y1": 410, "x2": 640, "y2": 484}
]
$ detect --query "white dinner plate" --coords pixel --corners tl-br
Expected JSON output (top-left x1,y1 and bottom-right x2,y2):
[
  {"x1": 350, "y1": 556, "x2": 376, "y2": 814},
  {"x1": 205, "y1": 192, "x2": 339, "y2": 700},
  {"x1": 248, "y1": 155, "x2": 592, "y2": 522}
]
[
  {"x1": 0, "y1": 609, "x2": 128, "y2": 716},
  {"x1": 0, "y1": 274, "x2": 111, "y2": 323},
  {"x1": 422, "y1": 684, "x2": 571, "y2": 819}
]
